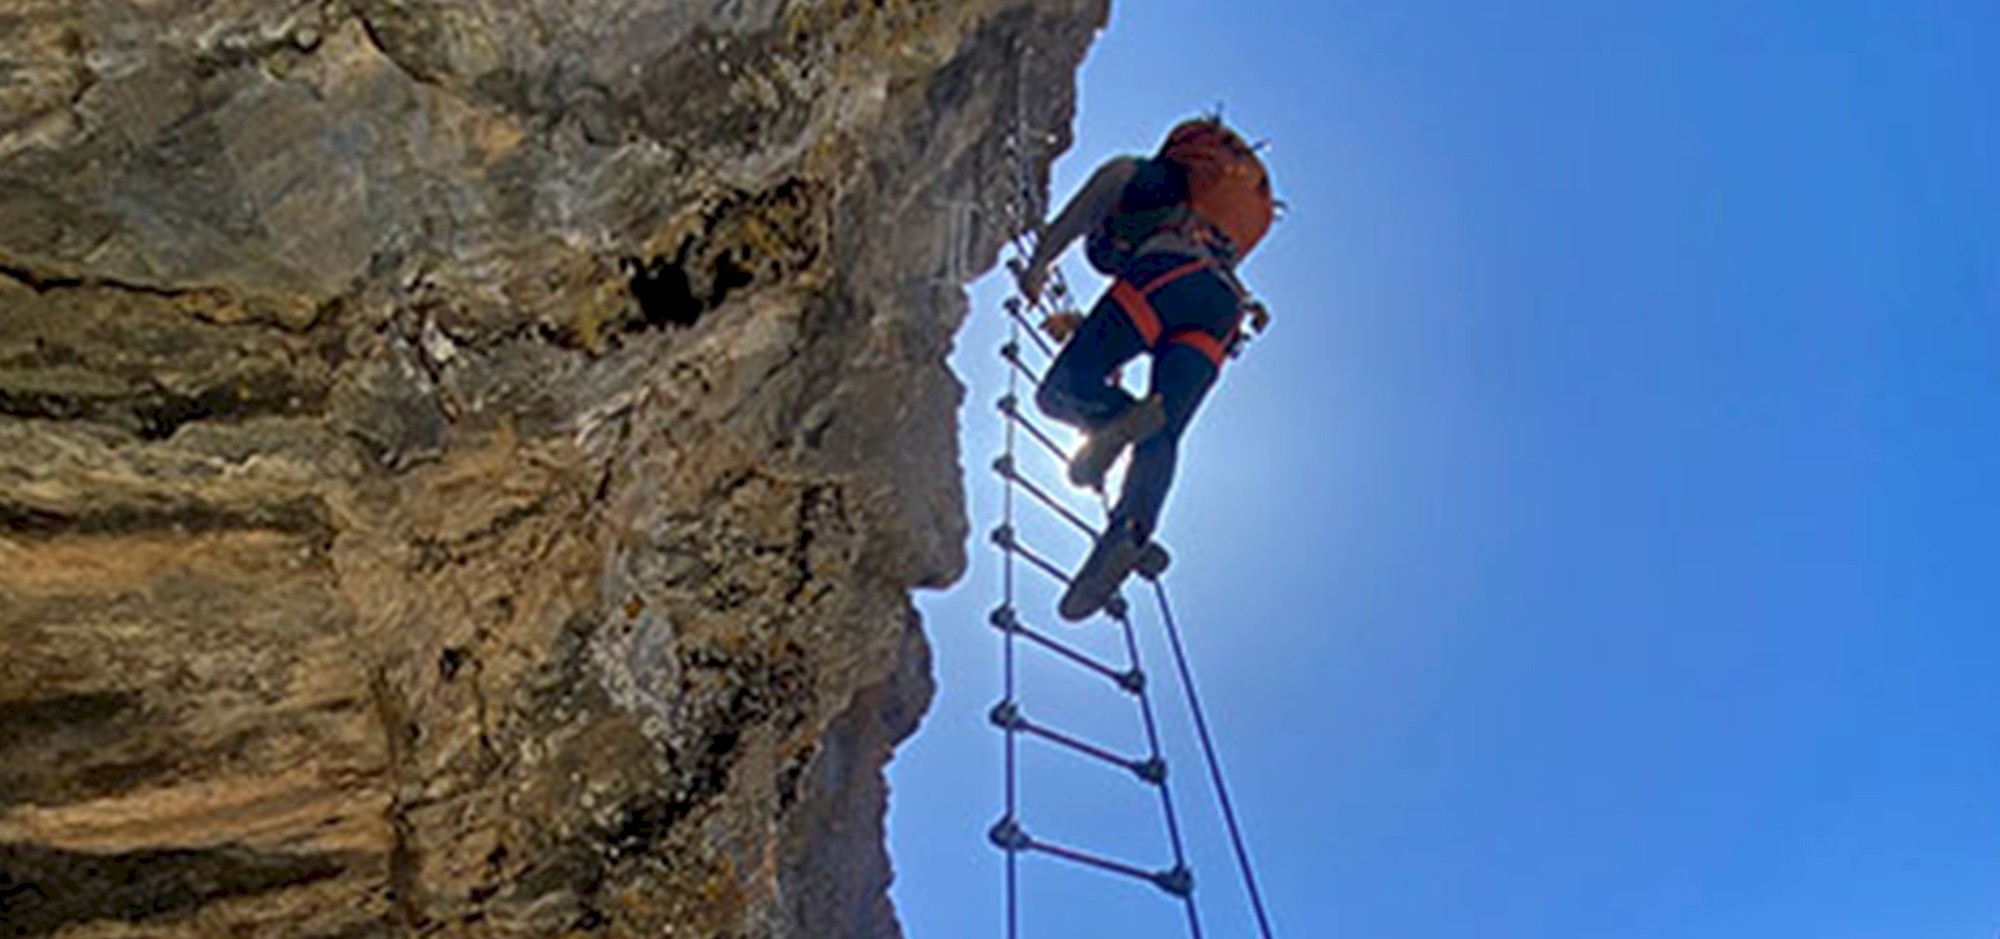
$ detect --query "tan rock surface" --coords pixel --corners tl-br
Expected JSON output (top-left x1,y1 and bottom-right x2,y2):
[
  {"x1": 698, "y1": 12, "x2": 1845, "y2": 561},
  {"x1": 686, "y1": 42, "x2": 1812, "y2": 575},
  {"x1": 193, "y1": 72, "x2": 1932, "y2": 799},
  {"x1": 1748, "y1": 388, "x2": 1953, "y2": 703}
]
[{"x1": 0, "y1": 2, "x2": 1107, "y2": 935}]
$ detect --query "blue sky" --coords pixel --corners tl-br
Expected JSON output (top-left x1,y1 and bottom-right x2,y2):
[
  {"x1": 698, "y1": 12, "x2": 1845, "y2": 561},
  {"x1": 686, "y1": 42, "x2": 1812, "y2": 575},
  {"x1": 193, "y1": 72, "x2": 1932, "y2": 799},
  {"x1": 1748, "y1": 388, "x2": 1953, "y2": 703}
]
[{"x1": 891, "y1": 2, "x2": 2000, "y2": 937}]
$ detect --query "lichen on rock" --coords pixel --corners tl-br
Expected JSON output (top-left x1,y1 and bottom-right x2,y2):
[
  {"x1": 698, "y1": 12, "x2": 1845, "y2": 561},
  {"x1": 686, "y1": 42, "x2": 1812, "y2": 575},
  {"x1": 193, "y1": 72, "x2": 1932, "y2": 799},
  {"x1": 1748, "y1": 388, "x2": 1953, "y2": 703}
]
[{"x1": 0, "y1": 1, "x2": 1107, "y2": 936}]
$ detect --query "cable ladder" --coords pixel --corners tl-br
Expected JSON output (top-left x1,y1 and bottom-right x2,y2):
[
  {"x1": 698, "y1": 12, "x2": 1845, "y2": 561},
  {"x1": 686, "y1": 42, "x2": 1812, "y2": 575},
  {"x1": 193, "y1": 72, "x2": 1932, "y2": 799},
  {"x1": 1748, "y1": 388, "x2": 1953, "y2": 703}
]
[{"x1": 983, "y1": 118, "x2": 1279, "y2": 939}]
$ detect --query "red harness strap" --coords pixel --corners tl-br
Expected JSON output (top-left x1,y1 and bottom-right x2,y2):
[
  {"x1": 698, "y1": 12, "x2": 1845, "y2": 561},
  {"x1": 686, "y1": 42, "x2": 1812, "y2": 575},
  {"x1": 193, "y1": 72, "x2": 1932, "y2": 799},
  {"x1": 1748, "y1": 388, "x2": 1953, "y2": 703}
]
[
  {"x1": 1110, "y1": 280, "x2": 1164, "y2": 346},
  {"x1": 1139, "y1": 259, "x2": 1214, "y2": 293},
  {"x1": 1109, "y1": 259, "x2": 1239, "y2": 369},
  {"x1": 1165, "y1": 328, "x2": 1232, "y2": 368}
]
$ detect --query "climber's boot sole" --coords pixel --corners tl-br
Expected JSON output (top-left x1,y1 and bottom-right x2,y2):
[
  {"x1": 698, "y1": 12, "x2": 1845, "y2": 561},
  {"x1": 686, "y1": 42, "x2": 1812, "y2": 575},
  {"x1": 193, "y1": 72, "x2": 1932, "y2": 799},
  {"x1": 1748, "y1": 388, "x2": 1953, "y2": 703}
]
[{"x1": 1060, "y1": 523, "x2": 1146, "y2": 622}]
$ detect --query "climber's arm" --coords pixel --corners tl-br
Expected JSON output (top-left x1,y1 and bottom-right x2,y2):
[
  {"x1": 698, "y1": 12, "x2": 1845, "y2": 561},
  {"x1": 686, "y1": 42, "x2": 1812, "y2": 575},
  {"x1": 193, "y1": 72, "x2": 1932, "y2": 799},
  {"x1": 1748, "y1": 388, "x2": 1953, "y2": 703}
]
[{"x1": 1016, "y1": 156, "x2": 1141, "y2": 303}]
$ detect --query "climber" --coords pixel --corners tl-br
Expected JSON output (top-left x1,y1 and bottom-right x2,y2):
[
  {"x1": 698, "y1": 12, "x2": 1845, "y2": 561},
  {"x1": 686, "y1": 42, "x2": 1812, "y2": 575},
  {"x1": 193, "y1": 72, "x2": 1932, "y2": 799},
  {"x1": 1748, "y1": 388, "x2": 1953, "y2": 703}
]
[{"x1": 1015, "y1": 116, "x2": 1277, "y2": 621}]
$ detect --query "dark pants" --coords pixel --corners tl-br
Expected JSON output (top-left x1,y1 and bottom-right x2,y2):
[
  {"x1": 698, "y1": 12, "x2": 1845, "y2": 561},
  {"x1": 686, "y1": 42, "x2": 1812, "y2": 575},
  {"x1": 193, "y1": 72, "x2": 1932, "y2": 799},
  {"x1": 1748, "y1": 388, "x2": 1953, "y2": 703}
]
[{"x1": 1036, "y1": 254, "x2": 1242, "y2": 541}]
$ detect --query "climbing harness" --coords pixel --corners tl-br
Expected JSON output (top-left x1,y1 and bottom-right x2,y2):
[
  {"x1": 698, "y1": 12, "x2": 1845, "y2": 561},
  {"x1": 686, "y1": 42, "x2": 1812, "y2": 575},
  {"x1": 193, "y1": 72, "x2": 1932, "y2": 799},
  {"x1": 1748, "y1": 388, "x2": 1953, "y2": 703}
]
[
  {"x1": 983, "y1": 71, "x2": 1281, "y2": 939},
  {"x1": 1108, "y1": 258, "x2": 1243, "y2": 369}
]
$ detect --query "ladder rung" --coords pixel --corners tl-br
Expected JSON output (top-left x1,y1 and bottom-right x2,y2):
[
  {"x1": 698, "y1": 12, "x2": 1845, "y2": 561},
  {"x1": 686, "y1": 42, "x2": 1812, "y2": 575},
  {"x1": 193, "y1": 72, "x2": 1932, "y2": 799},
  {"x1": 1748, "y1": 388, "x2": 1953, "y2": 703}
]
[
  {"x1": 989, "y1": 606, "x2": 1144, "y2": 694},
  {"x1": 997, "y1": 395, "x2": 1072, "y2": 466},
  {"x1": 994, "y1": 456, "x2": 1099, "y2": 538},
  {"x1": 1001, "y1": 297, "x2": 1058, "y2": 362},
  {"x1": 990, "y1": 703, "x2": 1167, "y2": 786},
  {"x1": 1027, "y1": 720, "x2": 1145, "y2": 777},
  {"x1": 1029, "y1": 835, "x2": 1196, "y2": 899},
  {"x1": 1001, "y1": 340, "x2": 1049, "y2": 385},
  {"x1": 990, "y1": 525, "x2": 1072, "y2": 586}
]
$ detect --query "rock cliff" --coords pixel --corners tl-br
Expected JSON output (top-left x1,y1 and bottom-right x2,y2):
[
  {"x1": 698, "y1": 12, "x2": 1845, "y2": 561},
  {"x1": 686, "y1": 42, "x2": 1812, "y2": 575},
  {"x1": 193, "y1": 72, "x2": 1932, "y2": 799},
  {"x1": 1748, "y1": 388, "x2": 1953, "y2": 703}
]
[{"x1": 0, "y1": 2, "x2": 1106, "y2": 935}]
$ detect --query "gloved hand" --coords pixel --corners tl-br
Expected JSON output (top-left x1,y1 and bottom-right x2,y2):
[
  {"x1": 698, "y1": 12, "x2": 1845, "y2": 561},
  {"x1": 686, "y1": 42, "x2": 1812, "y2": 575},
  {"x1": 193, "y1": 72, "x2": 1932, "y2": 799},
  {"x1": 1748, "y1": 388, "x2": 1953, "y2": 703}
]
[
  {"x1": 1243, "y1": 300, "x2": 1272, "y2": 334},
  {"x1": 1041, "y1": 311, "x2": 1083, "y2": 343},
  {"x1": 1016, "y1": 259, "x2": 1051, "y2": 306}
]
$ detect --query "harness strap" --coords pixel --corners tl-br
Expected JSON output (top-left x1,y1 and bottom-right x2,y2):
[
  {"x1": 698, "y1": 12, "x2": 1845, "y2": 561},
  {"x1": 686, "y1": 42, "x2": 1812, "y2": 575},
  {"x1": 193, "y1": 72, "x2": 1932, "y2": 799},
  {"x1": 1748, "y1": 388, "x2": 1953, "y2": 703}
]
[
  {"x1": 1110, "y1": 280, "x2": 1164, "y2": 346},
  {"x1": 1138, "y1": 259, "x2": 1213, "y2": 294},
  {"x1": 1165, "y1": 329, "x2": 1231, "y2": 369},
  {"x1": 1110, "y1": 259, "x2": 1241, "y2": 369}
]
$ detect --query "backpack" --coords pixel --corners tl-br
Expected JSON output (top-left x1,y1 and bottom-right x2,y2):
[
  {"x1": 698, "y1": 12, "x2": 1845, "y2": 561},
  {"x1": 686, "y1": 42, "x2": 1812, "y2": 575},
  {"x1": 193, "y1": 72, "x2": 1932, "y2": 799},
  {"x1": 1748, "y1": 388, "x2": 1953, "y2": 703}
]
[{"x1": 1086, "y1": 118, "x2": 1276, "y2": 277}]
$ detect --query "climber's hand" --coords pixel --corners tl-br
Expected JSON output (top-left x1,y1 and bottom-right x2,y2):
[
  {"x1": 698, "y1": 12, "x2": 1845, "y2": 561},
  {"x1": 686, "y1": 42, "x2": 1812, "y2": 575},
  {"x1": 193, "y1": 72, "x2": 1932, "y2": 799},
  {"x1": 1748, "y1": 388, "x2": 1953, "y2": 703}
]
[
  {"x1": 1243, "y1": 300, "x2": 1272, "y2": 334},
  {"x1": 1041, "y1": 311, "x2": 1083, "y2": 344},
  {"x1": 1016, "y1": 259, "x2": 1051, "y2": 306}
]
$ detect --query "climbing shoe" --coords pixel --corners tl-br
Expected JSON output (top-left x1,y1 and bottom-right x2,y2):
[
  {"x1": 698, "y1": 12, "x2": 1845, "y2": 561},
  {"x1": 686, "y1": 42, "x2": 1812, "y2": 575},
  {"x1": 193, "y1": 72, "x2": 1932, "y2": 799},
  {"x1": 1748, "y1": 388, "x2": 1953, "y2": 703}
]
[
  {"x1": 1060, "y1": 518, "x2": 1146, "y2": 622},
  {"x1": 1068, "y1": 394, "x2": 1166, "y2": 491}
]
